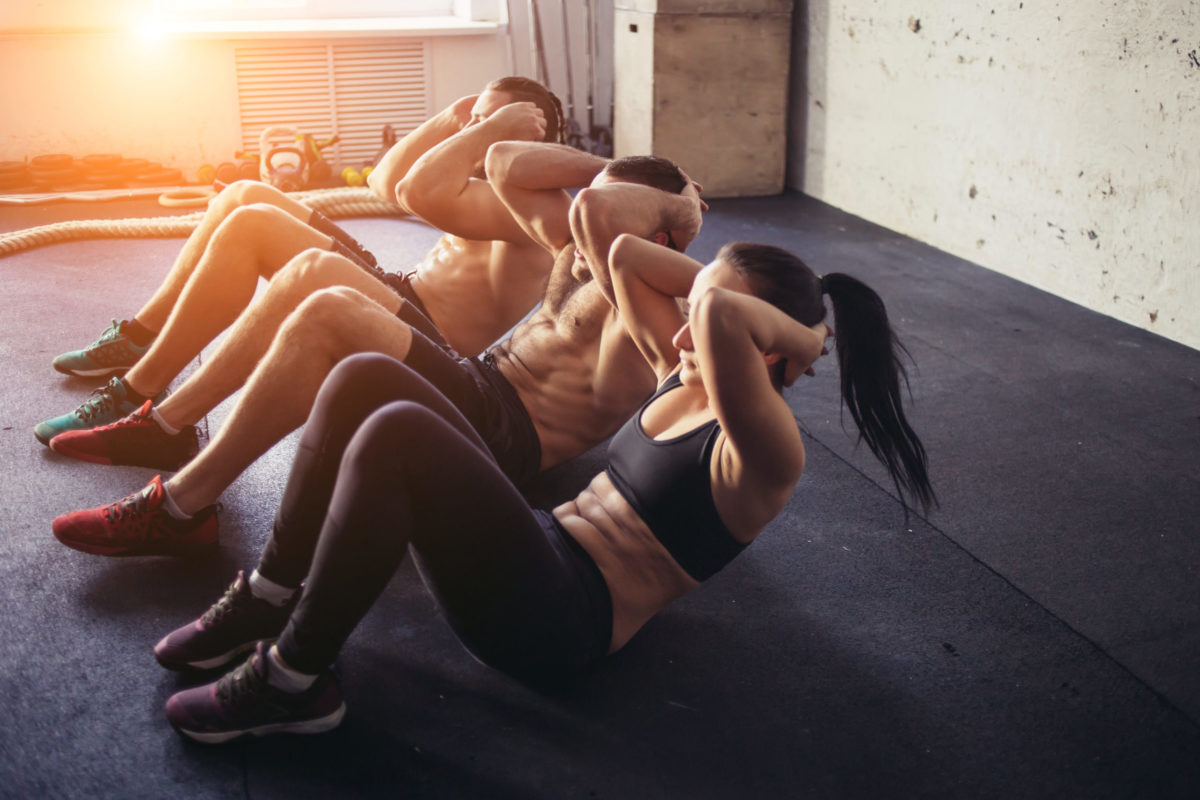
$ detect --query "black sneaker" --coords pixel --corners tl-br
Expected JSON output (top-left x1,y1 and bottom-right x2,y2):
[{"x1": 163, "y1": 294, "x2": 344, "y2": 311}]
[
  {"x1": 49, "y1": 400, "x2": 199, "y2": 471},
  {"x1": 165, "y1": 642, "x2": 345, "y2": 744},
  {"x1": 155, "y1": 571, "x2": 297, "y2": 671}
]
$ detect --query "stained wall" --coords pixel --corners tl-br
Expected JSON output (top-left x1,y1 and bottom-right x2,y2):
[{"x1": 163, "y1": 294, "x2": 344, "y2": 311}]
[{"x1": 788, "y1": 1, "x2": 1200, "y2": 349}]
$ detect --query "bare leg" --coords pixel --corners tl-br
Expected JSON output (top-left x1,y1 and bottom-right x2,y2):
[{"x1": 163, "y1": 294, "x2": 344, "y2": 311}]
[
  {"x1": 122, "y1": 206, "x2": 334, "y2": 398},
  {"x1": 134, "y1": 181, "x2": 316, "y2": 332},
  {"x1": 165, "y1": 287, "x2": 416, "y2": 515},
  {"x1": 153, "y1": 250, "x2": 404, "y2": 429}
]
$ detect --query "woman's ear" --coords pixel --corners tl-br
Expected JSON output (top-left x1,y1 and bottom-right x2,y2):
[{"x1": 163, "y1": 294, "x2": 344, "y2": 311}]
[
  {"x1": 763, "y1": 352, "x2": 783, "y2": 367},
  {"x1": 651, "y1": 231, "x2": 670, "y2": 247}
]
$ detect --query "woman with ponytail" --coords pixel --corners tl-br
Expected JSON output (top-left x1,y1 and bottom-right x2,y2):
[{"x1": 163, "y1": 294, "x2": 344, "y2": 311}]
[
  {"x1": 153, "y1": 182, "x2": 933, "y2": 744},
  {"x1": 709, "y1": 244, "x2": 936, "y2": 516}
]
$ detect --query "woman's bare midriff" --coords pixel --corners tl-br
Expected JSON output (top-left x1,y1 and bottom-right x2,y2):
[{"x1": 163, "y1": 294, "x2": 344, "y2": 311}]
[{"x1": 552, "y1": 472, "x2": 700, "y2": 653}]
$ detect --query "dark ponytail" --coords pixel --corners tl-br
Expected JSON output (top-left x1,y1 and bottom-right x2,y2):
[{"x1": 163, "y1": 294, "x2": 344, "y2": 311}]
[
  {"x1": 715, "y1": 243, "x2": 935, "y2": 516},
  {"x1": 822, "y1": 273, "x2": 936, "y2": 515}
]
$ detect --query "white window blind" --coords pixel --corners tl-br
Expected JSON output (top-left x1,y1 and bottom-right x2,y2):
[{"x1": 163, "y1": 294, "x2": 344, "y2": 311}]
[{"x1": 235, "y1": 40, "x2": 431, "y2": 172}]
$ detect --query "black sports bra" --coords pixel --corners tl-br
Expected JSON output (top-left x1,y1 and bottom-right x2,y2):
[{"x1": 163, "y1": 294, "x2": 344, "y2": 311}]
[{"x1": 604, "y1": 372, "x2": 746, "y2": 581}]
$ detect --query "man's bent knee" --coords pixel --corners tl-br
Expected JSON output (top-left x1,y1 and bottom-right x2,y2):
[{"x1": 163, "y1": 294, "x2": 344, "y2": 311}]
[
  {"x1": 224, "y1": 180, "x2": 288, "y2": 209},
  {"x1": 221, "y1": 202, "x2": 295, "y2": 239},
  {"x1": 271, "y1": 249, "x2": 364, "y2": 298},
  {"x1": 288, "y1": 286, "x2": 371, "y2": 333}
]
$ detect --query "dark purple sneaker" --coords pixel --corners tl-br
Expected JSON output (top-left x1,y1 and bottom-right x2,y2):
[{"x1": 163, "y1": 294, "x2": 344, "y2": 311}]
[
  {"x1": 155, "y1": 571, "x2": 297, "y2": 671},
  {"x1": 165, "y1": 642, "x2": 345, "y2": 744},
  {"x1": 50, "y1": 399, "x2": 199, "y2": 471}
]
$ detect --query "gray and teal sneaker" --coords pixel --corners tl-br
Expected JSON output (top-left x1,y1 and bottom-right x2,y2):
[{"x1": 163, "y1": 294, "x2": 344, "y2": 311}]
[
  {"x1": 34, "y1": 376, "x2": 165, "y2": 445},
  {"x1": 52, "y1": 319, "x2": 154, "y2": 378}
]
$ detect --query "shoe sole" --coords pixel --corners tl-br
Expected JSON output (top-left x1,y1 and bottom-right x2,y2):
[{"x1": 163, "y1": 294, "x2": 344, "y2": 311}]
[
  {"x1": 52, "y1": 529, "x2": 218, "y2": 558},
  {"x1": 53, "y1": 364, "x2": 128, "y2": 378},
  {"x1": 174, "y1": 703, "x2": 346, "y2": 744},
  {"x1": 49, "y1": 434, "x2": 198, "y2": 472},
  {"x1": 156, "y1": 638, "x2": 274, "y2": 672},
  {"x1": 48, "y1": 438, "x2": 115, "y2": 466}
]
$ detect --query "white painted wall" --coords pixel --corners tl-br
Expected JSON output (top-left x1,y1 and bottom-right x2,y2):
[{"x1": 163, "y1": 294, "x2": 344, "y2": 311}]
[
  {"x1": 504, "y1": 0, "x2": 615, "y2": 149},
  {"x1": 0, "y1": 29, "x2": 506, "y2": 182},
  {"x1": 0, "y1": 1, "x2": 610, "y2": 184},
  {"x1": 789, "y1": 0, "x2": 1200, "y2": 350},
  {"x1": 0, "y1": 34, "x2": 243, "y2": 178}
]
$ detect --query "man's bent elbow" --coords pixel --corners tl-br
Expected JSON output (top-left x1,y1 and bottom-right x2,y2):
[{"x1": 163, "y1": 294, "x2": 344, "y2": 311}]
[{"x1": 484, "y1": 141, "x2": 519, "y2": 184}]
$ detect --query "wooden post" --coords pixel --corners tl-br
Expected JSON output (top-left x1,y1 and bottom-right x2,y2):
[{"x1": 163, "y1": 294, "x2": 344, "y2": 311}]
[{"x1": 614, "y1": 0, "x2": 793, "y2": 197}]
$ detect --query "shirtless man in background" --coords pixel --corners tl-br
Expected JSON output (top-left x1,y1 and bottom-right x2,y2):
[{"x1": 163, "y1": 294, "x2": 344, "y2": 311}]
[
  {"x1": 38, "y1": 77, "x2": 563, "y2": 457},
  {"x1": 51, "y1": 142, "x2": 706, "y2": 558}
]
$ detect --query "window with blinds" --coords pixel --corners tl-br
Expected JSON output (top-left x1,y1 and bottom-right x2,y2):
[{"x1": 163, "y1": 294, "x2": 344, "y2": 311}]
[{"x1": 234, "y1": 40, "x2": 431, "y2": 172}]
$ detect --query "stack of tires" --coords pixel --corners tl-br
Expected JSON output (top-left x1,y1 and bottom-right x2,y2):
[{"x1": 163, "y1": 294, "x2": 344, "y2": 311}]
[{"x1": 0, "y1": 154, "x2": 184, "y2": 193}]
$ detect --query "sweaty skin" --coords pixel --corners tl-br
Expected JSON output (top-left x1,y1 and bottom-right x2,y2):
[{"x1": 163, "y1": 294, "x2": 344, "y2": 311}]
[
  {"x1": 547, "y1": 250, "x2": 826, "y2": 653},
  {"x1": 491, "y1": 245, "x2": 658, "y2": 470},
  {"x1": 410, "y1": 235, "x2": 548, "y2": 358},
  {"x1": 117, "y1": 88, "x2": 548, "y2": 405}
]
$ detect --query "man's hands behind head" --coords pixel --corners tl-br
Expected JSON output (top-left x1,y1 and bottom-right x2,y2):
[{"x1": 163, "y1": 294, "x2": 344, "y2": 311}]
[
  {"x1": 486, "y1": 103, "x2": 548, "y2": 144},
  {"x1": 445, "y1": 95, "x2": 480, "y2": 130},
  {"x1": 668, "y1": 168, "x2": 706, "y2": 252}
]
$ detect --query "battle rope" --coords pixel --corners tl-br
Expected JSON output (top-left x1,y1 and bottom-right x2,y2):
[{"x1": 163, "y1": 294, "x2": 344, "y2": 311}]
[{"x1": 0, "y1": 187, "x2": 404, "y2": 259}]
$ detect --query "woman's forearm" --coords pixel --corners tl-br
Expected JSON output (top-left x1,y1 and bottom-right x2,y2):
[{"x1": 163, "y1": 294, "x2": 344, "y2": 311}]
[{"x1": 695, "y1": 289, "x2": 825, "y2": 377}]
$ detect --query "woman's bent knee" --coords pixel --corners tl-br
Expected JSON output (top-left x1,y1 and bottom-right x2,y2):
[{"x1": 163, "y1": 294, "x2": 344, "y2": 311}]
[
  {"x1": 344, "y1": 401, "x2": 446, "y2": 469},
  {"x1": 328, "y1": 353, "x2": 406, "y2": 390}
]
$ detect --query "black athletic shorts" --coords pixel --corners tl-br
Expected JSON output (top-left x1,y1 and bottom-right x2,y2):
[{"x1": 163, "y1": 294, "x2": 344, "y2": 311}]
[
  {"x1": 330, "y1": 239, "x2": 447, "y2": 349},
  {"x1": 383, "y1": 272, "x2": 447, "y2": 349},
  {"x1": 405, "y1": 331, "x2": 542, "y2": 487}
]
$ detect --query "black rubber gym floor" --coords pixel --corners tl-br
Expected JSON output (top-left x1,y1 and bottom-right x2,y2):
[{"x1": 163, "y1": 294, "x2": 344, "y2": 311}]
[{"x1": 1, "y1": 192, "x2": 1197, "y2": 799}]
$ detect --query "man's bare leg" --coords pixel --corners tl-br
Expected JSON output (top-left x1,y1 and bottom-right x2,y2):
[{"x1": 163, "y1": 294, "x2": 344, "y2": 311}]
[
  {"x1": 152, "y1": 250, "x2": 404, "y2": 431},
  {"x1": 165, "y1": 287, "x2": 416, "y2": 515},
  {"x1": 134, "y1": 182, "x2": 316, "y2": 331},
  {"x1": 122, "y1": 207, "x2": 334, "y2": 398}
]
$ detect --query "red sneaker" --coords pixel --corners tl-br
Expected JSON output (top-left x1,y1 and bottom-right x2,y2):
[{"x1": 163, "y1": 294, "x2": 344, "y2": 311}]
[
  {"x1": 52, "y1": 475, "x2": 218, "y2": 557},
  {"x1": 50, "y1": 400, "x2": 199, "y2": 471}
]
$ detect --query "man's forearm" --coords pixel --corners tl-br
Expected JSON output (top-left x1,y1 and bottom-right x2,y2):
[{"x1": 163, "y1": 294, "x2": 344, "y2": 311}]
[
  {"x1": 397, "y1": 122, "x2": 499, "y2": 215},
  {"x1": 487, "y1": 142, "x2": 608, "y2": 191},
  {"x1": 367, "y1": 110, "x2": 462, "y2": 204},
  {"x1": 570, "y1": 184, "x2": 675, "y2": 306}
]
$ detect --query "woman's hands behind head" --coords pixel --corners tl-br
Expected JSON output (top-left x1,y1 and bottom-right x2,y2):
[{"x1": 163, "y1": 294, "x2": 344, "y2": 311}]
[{"x1": 783, "y1": 322, "x2": 831, "y2": 386}]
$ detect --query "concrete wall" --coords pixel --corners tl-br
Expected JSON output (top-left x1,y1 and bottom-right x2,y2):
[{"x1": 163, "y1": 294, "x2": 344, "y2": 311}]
[{"x1": 788, "y1": 0, "x2": 1200, "y2": 350}]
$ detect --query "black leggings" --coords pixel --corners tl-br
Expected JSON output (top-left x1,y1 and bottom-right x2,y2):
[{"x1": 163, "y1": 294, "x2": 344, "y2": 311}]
[{"x1": 262, "y1": 353, "x2": 613, "y2": 680}]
